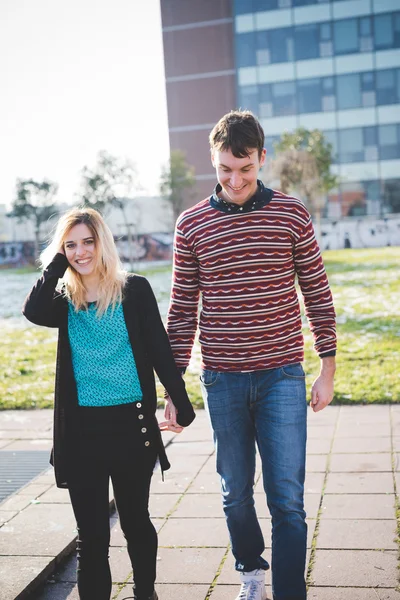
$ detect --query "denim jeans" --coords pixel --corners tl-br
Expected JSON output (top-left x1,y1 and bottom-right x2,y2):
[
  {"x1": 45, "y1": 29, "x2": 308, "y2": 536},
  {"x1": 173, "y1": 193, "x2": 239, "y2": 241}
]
[{"x1": 200, "y1": 364, "x2": 307, "y2": 600}]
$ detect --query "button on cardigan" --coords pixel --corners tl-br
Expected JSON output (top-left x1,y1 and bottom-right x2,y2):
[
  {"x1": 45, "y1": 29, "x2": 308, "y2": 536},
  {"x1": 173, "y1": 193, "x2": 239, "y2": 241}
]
[{"x1": 22, "y1": 253, "x2": 196, "y2": 488}]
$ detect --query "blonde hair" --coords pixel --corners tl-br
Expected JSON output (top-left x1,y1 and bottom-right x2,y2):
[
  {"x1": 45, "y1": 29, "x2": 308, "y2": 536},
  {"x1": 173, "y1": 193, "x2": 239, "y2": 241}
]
[{"x1": 40, "y1": 207, "x2": 127, "y2": 316}]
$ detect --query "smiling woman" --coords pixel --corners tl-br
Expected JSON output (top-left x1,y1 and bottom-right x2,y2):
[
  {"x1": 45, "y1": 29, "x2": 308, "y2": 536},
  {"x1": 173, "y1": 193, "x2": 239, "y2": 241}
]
[{"x1": 22, "y1": 206, "x2": 195, "y2": 600}]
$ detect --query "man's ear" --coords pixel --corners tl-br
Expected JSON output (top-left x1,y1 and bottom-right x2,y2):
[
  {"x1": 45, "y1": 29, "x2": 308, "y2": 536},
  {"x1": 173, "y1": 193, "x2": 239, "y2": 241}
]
[
  {"x1": 211, "y1": 152, "x2": 215, "y2": 168},
  {"x1": 260, "y1": 148, "x2": 267, "y2": 168}
]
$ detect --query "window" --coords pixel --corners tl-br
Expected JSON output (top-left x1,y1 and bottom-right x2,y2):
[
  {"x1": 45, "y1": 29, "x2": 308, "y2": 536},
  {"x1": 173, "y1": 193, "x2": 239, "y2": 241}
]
[
  {"x1": 361, "y1": 72, "x2": 375, "y2": 107},
  {"x1": 295, "y1": 24, "x2": 319, "y2": 60},
  {"x1": 339, "y1": 128, "x2": 364, "y2": 163},
  {"x1": 379, "y1": 124, "x2": 400, "y2": 160},
  {"x1": 239, "y1": 86, "x2": 259, "y2": 115},
  {"x1": 269, "y1": 27, "x2": 294, "y2": 63},
  {"x1": 376, "y1": 69, "x2": 398, "y2": 105},
  {"x1": 235, "y1": 0, "x2": 254, "y2": 15},
  {"x1": 259, "y1": 84, "x2": 273, "y2": 118},
  {"x1": 337, "y1": 74, "x2": 361, "y2": 110},
  {"x1": 298, "y1": 78, "x2": 322, "y2": 113},
  {"x1": 256, "y1": 31, "x2": 270, "y2": 65},
  {"x1": 374, "y1": 14, "x2": 394, "y2": 50},
  {"x1": 254, "y1": 0, "x2": 280, "y2": 9},
  {"x1": 383, "y1": 178, "x2": 400, "y2": 213},
  {"x1": 236, "y1": 33, "x2": 257, "y2": 68},
  {"x1": 334, "y1": 19, "x2": 358, "y2": 54},
  {"x1": 359, "y1": 17, "x2": 373, "y2": 52},
  {"x1": 322, "y1": 130, "x2": 338, "y2": 164},
  {"x1": 364, "y1": 127, "x2": 378, "y2": 161},
  {"x1": 272, "y1": 81, "x2": 297, "y2": 116}
]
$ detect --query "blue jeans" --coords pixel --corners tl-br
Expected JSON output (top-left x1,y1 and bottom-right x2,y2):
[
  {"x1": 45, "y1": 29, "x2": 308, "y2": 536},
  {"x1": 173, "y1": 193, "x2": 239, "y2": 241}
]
[{"x1": 200, "y1": 364, "x2": 307, "y2": 600}]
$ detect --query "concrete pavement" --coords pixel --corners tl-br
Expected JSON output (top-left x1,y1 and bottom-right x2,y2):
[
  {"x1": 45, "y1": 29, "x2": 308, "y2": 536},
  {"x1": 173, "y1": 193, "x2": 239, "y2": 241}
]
[{"x1": 0, "y1": 405, "x2": 399, "y2": 599}]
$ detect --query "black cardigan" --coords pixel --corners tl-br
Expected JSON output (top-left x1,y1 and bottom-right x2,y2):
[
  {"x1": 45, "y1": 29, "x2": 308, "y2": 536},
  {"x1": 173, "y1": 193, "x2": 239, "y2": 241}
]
[{"x1": 22, "y1": 253, "x2": 196, "y2": 488}]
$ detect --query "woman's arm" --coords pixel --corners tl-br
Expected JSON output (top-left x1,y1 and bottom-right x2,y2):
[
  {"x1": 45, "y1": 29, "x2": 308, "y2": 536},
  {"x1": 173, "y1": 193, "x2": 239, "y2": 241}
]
[
  {"x1": 22, "y1": 253, "x2": 69, "y2": 328},
  {"x1": 138, "y1": 277, "x2": 196, "y2": 428}
]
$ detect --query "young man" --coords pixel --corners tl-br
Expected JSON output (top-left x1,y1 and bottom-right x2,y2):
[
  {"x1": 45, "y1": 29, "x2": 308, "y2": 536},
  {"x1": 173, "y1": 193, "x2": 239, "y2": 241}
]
[{"x1": 165, "y1": 110, "x2": 336, "y2": 600}]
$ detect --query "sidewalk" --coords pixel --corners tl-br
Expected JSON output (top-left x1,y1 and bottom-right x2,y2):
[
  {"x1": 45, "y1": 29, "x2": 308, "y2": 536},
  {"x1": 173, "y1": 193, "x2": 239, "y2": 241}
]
[{"x1": 0, "y1": 406, "x2": 399, "y2": 599}]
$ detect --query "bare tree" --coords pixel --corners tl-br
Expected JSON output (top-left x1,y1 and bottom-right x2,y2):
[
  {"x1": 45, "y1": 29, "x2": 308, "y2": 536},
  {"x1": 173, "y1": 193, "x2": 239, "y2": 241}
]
[
  {"x1": 79, "y1": 150, "x2": 142, "y2": 270},
  {"x1": 266, "y1": 128, "x2": 338, "y2": 241},
  {"x1": 8, "y1": 178, "x2": 59, "y2": 260},
  {"x1": 160, "y1": 150, "x2": 195, "y2": 224}
]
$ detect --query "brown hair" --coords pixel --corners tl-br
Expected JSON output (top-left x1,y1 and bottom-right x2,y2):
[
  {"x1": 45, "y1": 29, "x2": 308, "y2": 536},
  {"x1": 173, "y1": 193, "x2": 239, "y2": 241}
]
[{"x1": 209, "y1": 110, "x2": 265, "y2": 159}]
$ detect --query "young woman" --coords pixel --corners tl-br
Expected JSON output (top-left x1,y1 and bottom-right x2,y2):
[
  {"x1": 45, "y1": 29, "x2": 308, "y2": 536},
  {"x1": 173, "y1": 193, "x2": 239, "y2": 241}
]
[{"x1": 23, "y1": 207, "x2": 195, "y2": 600}]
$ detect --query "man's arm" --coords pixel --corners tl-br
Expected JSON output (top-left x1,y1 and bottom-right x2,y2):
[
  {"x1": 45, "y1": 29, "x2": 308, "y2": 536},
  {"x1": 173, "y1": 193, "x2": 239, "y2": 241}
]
[
  {"x1": 294, "y1": 213, "x2": 337, "y2": 411},
  {"x1": 165, "y1": 222, "x2": 200, "y2": 424}
]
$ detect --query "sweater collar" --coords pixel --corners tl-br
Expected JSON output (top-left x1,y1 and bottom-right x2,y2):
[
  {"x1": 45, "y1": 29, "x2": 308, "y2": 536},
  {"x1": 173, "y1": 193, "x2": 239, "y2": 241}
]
[{"x1": 209, "y1": 180, "x2": 273, "y2": 214}]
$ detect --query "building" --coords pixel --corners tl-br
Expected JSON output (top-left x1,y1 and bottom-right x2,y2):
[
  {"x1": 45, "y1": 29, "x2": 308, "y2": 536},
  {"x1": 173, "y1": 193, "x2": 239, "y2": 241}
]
[{"x1": 160, "y1": 0, "x2": 400, "y2": 221}]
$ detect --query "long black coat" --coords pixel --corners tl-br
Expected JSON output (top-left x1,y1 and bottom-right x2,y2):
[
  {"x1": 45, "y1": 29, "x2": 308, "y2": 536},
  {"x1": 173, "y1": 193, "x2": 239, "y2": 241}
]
[{"x1": 22, "y1": 253, "x2": 195, "y2": 488}]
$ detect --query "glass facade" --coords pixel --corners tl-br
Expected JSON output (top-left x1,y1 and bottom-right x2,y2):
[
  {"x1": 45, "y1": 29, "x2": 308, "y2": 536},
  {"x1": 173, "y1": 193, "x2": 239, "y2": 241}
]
[{"x1": 234, "y1": 2, "x2": 400, "y2": 217}]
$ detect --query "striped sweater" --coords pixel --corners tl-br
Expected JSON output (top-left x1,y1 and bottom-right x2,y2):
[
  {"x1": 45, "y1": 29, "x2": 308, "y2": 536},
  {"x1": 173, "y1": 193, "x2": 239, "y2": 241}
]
[{"x1": 167, "y1": 185, "x2": 336, "y2": 372}]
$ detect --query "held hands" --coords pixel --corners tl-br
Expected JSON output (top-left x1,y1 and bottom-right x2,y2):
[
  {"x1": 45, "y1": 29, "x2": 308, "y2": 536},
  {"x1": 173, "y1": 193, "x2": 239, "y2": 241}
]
[{"x1": 159, "y1": 395, "x2": 184, "y2": 433}]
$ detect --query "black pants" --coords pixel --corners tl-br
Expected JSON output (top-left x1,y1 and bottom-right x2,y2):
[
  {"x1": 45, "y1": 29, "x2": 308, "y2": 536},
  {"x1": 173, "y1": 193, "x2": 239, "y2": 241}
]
[{"x1": 68, "y1": 430, "x2": 158, "y2": 600}]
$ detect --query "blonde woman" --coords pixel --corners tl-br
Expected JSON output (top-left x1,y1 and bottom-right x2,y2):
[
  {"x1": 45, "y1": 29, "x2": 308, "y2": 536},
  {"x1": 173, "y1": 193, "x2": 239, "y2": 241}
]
[{"x1": 23, "y1": 207, "x2": 195, "y2": 600}]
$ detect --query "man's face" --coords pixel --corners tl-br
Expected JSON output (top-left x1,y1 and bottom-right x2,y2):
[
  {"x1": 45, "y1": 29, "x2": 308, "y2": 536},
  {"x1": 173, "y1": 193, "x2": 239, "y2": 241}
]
[{"x1": 211, "y1": 147, "x2": 266, "y2": 206}]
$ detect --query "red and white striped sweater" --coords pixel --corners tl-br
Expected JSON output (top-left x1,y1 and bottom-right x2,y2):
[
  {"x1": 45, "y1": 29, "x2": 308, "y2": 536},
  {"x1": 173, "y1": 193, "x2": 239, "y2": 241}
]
[{"x1": 167, "y1": 188, "x2": 336, "y2": 372}]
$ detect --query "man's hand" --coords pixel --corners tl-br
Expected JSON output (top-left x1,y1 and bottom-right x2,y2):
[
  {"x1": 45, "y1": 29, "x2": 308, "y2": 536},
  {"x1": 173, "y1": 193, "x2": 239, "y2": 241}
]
[
  {"x1": 159, "y1": 394, "x2": 184, "y2": 433},
  {"x1": 310, "y1": 356, "x2": 336, "y2": 413}
]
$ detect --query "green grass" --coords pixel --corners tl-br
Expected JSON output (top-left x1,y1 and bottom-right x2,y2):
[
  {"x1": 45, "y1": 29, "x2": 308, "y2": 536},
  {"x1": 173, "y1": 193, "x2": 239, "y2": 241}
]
[{"x1": 1, "y1": 247, "x2": 400, "y2": 409}]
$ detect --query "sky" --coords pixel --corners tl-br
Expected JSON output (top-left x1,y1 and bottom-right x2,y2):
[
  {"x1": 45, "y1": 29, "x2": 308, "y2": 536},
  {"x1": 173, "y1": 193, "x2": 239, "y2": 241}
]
[{"x1": 0, "y1": 0, "x2": 170, "y2": 209}]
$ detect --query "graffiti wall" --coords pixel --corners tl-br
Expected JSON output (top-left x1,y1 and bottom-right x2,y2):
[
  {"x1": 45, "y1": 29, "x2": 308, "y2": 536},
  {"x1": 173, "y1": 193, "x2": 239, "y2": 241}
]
[
  {"x1": 0, "y1": 234, "x2": 173, "y2": 268},
  {"x1": 0, "y1": 242, "x2": 35, "y2": 268},
  {"x1": 320, "y1": 215, "x2": 400, "y2": 250}
]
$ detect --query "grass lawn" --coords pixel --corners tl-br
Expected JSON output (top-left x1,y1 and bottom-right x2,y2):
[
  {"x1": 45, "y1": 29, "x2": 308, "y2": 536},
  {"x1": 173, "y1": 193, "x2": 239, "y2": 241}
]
[{"x1": 1, "y1": 247, "x2": 399, "y2": 409}]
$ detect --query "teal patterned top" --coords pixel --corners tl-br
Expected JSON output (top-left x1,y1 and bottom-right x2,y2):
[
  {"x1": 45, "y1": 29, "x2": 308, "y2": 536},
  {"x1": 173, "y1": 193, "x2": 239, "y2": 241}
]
[{"x1": 68, "y1": 301, "x2": 143, "y2": 407}]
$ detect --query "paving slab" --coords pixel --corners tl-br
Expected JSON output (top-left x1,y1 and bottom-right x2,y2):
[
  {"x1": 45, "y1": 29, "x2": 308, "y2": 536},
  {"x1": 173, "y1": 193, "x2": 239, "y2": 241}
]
[
  {"x1": 17, "y1": 481, "x2": 53, "y2": 497},
  {"x1": 172, "y1": 493, "x2": 224, "y2": 518},
  {"x1": 305, "y1": 454, "x2": 328, "y2": 472},
  {"x1": 304, "y1": 472, "x2": 325, "y2": 494},
  {"x1": 312, "y1": 550, "x2": 398, "y2": 587},
  {"x1": 0, "y1": 555, "x2": 56, "y2": 600},
  {"x1": 306, "y1": 438, "x2": 332, "y2": 454},
  {"x1": 35, "y1": 582, "x2": 120, "y2": 599},
  {"x1": 0, "y1": 509, "x2": 18, "y2": 524},
  {"x1": 335, "y1": 423, "x2": 391, "y2": 438},
  {"x1": 338, "y1": 406, "x2": 390, "y2": 422},
  {"x1": 3, "y1": 439, "x2": 52, "y2": 451},
  {"x1": 149, "y1": 493, "x2": 181, "y2": 518},
  {"x1": 329, "y1": 453, "x2": 393, "y2": 472},
  {"x1": 320, "y1": 493, "x2": 396, "y2": 519},
  {"x1": 158, "y1": 517, "x2": 230, "y2": 547},
  {"x1": 187, "y1": 472, "x2": 223, "y2": 494},
  {"x1": 316, "y1": 518, "x2": 397, "y2": 550},
  {"x1": 0, "y1": 493, "x2": 32, "y2": 512},
  {"x1": 150, "y1": 471, "x2": 193, "y2": 494},
  {"x1": 307, "y1": 426, "x2": 336, "y2": 439},
  {"x1": 116, "y1": 583, "x2": 210, "y2": 600},
  {"x1": 307, "y1": 587, "x2": 400, "y2": 599},
  {"x1": 324, "y1": 472, "x2": 394, "y2": 494},
  {"x1": 392, "y1": 437, "x2": 400, "y2": 452},
  {"x1": 155, "y1": 547, "x2": 225, "y2": 584},
  {"x1": 332, "y1": 436, "x2": 392, "y2": 453},
  {"x1": 165, "y1": 440, "x2": 215, "y2": 455},
  {"x1": 0, "y1": 503, "x2": 76, "y2": 555}
]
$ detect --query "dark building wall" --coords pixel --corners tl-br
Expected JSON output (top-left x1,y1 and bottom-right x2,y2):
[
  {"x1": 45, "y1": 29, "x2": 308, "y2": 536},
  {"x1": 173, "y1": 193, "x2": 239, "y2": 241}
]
[{"x1": 161, "y1": 0, "x2": 236, "y2": 208}]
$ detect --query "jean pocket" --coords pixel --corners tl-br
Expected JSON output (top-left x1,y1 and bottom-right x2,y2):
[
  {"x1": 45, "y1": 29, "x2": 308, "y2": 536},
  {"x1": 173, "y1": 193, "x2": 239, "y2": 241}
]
[
  {"x1": 200, "y1": 369, "x2": 220, "y2": 387},
  {"x1": 280, "y1": 363, "x2": 306, "y2": 379}
]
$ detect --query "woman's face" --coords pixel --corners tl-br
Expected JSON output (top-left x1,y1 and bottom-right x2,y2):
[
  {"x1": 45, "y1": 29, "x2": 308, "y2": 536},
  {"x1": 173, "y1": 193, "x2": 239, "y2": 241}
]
[{"x1": 63, "y1": 223, "x2": 98, "y2": 277}]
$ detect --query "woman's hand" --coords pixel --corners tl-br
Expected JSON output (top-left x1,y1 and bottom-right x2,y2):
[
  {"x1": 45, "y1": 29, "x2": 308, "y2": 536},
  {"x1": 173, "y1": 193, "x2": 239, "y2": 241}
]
[{"x1": 158, "y1": 420, "x2": 184, "y2": 433}]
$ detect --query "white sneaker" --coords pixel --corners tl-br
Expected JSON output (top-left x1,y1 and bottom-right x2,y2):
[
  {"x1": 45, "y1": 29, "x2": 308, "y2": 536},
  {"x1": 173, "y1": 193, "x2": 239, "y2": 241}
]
[{"x1": 235, "y1": 569, "x2": 267, "y2": 600}]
